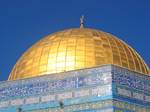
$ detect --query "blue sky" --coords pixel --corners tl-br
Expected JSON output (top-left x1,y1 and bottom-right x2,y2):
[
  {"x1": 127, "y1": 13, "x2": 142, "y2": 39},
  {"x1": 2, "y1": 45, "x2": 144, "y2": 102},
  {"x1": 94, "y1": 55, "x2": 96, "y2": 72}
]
[{"x1": 0, "y1": 0, "x2": 150, "y2": 81}]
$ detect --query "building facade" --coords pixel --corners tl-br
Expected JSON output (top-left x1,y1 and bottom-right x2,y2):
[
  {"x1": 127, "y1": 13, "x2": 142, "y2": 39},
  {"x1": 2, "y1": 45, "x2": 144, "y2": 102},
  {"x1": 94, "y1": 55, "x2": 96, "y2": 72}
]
[
  {"x1": 0, "y1": 65, "x2": 150, "y2": 112},
  {"x1": 0, "y1": 27, "x2": 149, "y2": 112}
]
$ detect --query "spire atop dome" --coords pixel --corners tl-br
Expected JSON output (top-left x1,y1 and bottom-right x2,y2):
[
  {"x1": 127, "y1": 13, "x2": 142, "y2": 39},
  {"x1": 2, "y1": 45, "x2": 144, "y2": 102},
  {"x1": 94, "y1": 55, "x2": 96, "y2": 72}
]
[{"x1": 80, "y1": 15, "x2": 84, "y2": 28}]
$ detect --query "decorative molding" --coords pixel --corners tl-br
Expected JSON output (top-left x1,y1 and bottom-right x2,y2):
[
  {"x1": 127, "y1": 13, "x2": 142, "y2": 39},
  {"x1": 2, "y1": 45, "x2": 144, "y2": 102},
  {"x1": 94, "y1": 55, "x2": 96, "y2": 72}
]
[{"x1": 25, "y1": 97, "x2": 39, "y2": 104}]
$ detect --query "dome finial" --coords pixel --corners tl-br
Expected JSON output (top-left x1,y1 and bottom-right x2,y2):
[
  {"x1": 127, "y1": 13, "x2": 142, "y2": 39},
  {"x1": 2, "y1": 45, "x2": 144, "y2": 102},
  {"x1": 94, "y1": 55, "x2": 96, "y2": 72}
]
[{"x1": 80, "y1": 15, "x2": 84, "y2": 28}]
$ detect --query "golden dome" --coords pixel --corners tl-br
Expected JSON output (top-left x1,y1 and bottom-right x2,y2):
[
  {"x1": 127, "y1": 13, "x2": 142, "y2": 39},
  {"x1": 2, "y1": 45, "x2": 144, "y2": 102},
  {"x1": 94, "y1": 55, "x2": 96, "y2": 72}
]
[{"x1": 8, "y1": 28, "x2": 149, "y2": 80}]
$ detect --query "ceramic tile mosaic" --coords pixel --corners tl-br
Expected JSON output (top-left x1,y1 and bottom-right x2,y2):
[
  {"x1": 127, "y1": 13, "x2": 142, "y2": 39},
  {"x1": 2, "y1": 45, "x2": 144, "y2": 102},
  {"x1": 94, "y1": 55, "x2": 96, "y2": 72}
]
[{"x1": 0, "y1": 65, "x2": 150, "y2": 112}]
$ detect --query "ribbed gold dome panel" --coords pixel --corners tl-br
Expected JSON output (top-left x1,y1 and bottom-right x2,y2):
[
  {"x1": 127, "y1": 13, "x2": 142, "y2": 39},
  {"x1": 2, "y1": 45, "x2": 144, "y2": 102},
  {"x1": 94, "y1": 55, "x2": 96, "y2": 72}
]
[{"x1": 8, "y1": 28, "x2": 149, "y2": 80}]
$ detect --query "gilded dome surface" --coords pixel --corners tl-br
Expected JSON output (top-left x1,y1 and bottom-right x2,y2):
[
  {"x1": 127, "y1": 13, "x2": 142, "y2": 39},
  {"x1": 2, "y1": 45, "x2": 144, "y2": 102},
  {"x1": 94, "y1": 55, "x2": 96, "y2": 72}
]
[{"x1": 8, "y1": 28, "x2": 149, "y2": 80}]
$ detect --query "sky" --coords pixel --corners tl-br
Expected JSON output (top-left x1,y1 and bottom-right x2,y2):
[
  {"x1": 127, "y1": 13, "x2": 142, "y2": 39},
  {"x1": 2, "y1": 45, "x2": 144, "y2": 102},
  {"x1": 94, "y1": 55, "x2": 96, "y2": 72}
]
[{"x1": 0, "y1": 0, "x2": 150, "y2": 81}]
